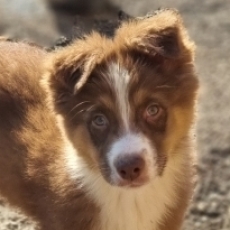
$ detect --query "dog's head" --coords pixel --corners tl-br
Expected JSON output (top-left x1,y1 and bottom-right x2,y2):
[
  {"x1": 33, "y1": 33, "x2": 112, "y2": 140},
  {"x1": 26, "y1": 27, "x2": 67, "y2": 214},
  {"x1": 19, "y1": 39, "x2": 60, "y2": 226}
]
[{"x1": 44, "y1": 9, "x2": 198, "y2": 188}]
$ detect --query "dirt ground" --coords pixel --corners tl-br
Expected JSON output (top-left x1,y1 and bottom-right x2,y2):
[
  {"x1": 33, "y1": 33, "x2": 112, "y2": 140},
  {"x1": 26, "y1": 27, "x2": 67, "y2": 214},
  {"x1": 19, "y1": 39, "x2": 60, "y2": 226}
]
[{"x1": 0, "y1": 0, "x2": 229, "y2": 229}]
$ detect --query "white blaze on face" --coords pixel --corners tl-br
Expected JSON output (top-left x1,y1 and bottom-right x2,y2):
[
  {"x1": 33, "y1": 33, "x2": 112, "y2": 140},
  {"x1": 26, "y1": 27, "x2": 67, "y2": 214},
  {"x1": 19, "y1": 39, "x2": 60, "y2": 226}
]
[
  {"x1": 107, "y1": 63, "x2": 158, "y2": 184},
  {"x1": 108, "y1": 63, "x2": 131, "y2": 131},
  {"x1": 108, "y1": 133, "x2": 158, "y2": 184}
]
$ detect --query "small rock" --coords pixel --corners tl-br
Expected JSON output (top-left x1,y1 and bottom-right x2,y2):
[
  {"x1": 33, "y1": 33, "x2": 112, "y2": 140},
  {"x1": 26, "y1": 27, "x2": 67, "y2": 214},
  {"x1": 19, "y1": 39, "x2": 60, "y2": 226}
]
[{"x1": 196, "y1": 201, "x2": 207, "y2": 212}]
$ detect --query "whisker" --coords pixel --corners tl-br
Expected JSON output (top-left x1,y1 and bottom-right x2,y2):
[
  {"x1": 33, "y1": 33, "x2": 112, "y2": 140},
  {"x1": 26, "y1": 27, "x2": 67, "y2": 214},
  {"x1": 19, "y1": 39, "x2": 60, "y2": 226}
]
[
  {"x1": 70, "y1": 103, "x2": 97, "y2": 121},
  {"x1": 155, "y1": 85, "x2": 175, "y2": 89},
  {"x1": 70, "y1": 109, "x2": 85, "y2": 121},
  {"x1": 70, "y1": 101, "x2": 92, "y2": 113},
  {"x1": 86, "y1": 105, "x2": 97, "y2": 112}
]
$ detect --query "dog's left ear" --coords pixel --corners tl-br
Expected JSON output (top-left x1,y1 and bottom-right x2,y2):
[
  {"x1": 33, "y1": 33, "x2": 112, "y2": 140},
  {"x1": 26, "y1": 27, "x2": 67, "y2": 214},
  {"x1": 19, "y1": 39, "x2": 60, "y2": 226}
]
[
  {"x1": 116, "y1": 9, "x2": 194, "y2": 59},
  {"x1": 42, "y1": 33, "x2": 109, "y2": 111},
  {"x1": 44, "y1": 34, "x2": 105, "y2": 95}
]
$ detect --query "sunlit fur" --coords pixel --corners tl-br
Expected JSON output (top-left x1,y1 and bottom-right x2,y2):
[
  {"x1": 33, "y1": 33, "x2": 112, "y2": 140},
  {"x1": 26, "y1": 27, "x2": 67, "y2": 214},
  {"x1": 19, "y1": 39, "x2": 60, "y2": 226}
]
[{"x1": 0, "y1": 9, "x2": 198, "y2": 230}]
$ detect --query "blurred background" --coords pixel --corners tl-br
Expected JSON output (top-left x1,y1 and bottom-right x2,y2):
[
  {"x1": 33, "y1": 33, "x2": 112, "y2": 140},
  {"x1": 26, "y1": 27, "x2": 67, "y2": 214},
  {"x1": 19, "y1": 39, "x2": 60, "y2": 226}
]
[{"x1": 0, "y1": 0, "x2": 229, "y2": 229}]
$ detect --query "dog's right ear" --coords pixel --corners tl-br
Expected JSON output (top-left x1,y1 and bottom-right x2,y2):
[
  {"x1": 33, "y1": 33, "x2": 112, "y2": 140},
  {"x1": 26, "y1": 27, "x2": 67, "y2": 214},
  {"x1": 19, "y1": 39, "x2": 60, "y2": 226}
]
[
  {"x1": 116, "y1": 9, "x2": 195, "y2": 61},
  {"x1": 43, "y1": 33, "x2": 109, "y2": 105}
]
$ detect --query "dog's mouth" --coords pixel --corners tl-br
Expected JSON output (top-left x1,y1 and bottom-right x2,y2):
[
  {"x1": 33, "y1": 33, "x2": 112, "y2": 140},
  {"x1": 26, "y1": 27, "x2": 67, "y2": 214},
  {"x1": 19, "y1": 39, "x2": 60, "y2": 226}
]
[
  {"x1": 122, "y1": 180, "x2": 149, "y2": 188},
  {"x1": 109, "y1": 173, "x2": 151, "y2": 188}
]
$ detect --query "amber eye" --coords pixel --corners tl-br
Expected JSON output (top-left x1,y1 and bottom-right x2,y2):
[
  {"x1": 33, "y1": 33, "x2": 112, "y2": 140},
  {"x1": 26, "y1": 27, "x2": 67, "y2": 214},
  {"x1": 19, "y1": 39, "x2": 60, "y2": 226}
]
[
  {"x1": 92, "y1": 114, "x2": 108, "y2": 129},
  {"x1": 146, "y1": 104, "x2": 159, "y2": 116}
]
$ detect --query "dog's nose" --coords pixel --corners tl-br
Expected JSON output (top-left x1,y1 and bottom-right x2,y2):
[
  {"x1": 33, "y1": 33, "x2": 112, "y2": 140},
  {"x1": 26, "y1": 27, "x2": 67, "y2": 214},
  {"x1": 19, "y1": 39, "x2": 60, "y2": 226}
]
[{"x1": 115, "y1": 155, "x2": 145, "y2": 181}]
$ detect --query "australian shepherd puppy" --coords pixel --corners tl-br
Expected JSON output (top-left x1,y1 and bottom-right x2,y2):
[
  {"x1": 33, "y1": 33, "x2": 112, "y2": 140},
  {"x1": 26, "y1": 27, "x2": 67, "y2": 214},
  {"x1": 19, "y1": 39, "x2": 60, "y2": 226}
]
[{"x1": 0, "y1": 9, "x2": 199, "y2": 230}]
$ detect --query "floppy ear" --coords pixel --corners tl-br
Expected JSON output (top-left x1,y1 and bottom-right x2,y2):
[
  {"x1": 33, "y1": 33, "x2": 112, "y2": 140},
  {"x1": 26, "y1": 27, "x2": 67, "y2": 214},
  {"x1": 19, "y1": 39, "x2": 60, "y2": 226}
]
[
  {"x1": 42, "y1": 33, "x2": 109, "y2": 107},
  {"x1": 47, "y1": 49, "x2": 95, "y2": 95},
  {"x1": 116, "y1": 9, "x2": 194, "y2": 59}
]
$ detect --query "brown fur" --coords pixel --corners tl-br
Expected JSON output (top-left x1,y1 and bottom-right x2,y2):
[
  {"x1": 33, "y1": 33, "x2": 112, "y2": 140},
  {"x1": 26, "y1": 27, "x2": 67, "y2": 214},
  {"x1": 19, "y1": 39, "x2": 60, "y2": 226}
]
[{"x1": 0, "y1": 9, "x2": 198, "y2": 230}]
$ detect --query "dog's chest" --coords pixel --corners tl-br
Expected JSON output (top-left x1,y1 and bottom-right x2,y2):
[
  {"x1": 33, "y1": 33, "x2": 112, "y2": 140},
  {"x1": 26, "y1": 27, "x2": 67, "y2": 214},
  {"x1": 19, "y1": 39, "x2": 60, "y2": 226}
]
[
  {"x1": 99, "y1": 191, "x2": 159, "y2": 230},
  {"x1": 85, "y1": 176, "x2": 177, "y2": 230}
]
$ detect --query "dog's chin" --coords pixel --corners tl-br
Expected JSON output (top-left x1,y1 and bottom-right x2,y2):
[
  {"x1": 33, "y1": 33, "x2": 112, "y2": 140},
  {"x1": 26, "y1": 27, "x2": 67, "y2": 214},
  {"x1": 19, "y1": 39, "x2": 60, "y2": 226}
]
[{"x1": 109, "y1": 177, "x2": 150, "y2": 189}]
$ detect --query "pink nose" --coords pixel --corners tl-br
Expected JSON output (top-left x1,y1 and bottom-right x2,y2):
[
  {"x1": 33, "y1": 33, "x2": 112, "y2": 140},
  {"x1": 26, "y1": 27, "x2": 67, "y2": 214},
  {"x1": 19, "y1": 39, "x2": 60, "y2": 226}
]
[{"x1": 115, "y1": 155, "x2": 145, "y2": 181}]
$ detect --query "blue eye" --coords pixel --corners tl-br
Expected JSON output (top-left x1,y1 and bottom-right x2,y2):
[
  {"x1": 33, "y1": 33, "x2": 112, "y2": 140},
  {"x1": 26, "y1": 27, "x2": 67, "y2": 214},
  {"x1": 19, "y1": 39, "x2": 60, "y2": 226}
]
[{"x1": 92, "y1": 114, "x2": 108, "y2": 128}]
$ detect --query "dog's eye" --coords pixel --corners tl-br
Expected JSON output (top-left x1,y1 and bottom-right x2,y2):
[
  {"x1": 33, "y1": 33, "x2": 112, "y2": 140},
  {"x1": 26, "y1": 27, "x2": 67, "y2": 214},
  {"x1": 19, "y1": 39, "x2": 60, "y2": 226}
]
[
  {"x1": 144, "y1": 103, "x2": 162, "y2": 123},
  {"x1": 146, "y1": 103, "x2": 160, "y2": 117},
  {"x1": 92, "y1": 114, "x2": 108, "y2": 129},
  {"x1": 147, "y1": 104, "x2": 159, "y2": 116}
]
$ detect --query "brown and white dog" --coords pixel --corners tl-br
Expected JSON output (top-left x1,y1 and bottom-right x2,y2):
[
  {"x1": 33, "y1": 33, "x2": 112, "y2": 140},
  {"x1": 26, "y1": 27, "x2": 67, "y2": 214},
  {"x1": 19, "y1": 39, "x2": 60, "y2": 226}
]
[{"x1": 0, "y1": 9, "x2": 199, "y2": 230}]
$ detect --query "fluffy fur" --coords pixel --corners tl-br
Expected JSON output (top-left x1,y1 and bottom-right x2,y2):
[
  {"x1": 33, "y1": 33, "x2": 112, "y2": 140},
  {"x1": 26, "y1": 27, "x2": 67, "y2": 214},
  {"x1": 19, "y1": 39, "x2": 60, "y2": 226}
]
[{"x1": 0, "y1": 9, "x2": 199, "y2": 230}]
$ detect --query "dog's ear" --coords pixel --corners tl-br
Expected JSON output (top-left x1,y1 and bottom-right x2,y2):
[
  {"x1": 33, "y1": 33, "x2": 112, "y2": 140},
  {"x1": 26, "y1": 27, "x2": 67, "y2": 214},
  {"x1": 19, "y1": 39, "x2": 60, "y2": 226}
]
[
  {"x1": 116, "y1": 9, "x2": 194, "y2": 59},
  {"x1": 46, "y1": 49, "x2": 95, "y2": 95},
  {"x1": 43, "y1": 33, "x2": 110, "y2": 105}
]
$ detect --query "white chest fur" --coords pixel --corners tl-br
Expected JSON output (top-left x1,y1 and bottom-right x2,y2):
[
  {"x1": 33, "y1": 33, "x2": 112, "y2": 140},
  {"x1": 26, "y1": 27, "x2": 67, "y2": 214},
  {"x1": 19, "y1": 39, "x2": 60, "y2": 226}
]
[
  {"x1": 96, "y1": 183, "x2": 172, "y2": 230},
  {"x1": 86, "y1": 170, "x2": 178, "y2": 230}
]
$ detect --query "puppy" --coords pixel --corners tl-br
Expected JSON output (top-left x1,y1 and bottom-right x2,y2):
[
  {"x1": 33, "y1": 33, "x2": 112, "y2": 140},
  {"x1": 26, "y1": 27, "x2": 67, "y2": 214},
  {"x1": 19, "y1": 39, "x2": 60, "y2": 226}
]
[{"x1": 0, "y1": 9, "x2": 199, "y2": 230}]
